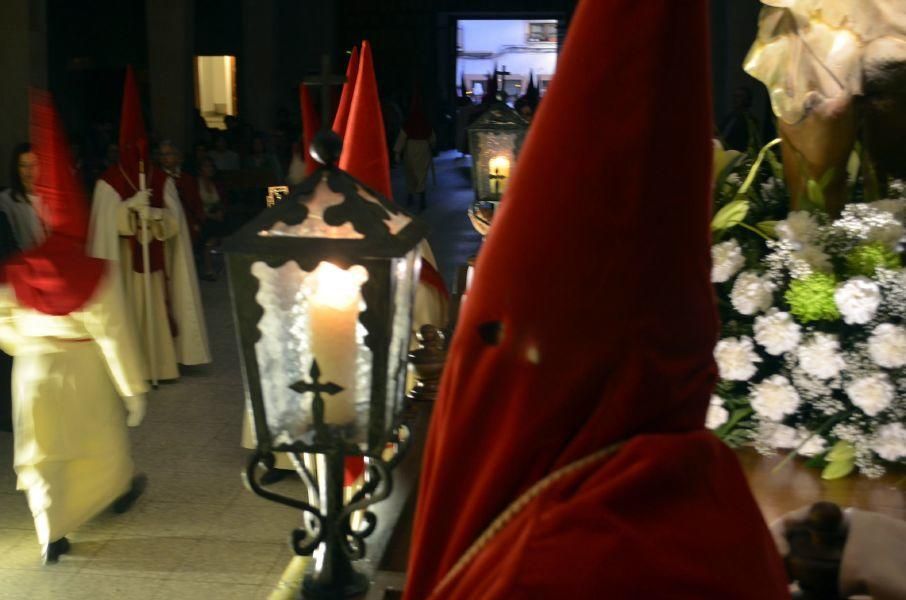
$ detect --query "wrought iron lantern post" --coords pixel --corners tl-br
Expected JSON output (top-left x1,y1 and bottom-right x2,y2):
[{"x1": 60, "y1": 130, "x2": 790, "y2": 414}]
[
  {"x1": 467, "y1": 102, "x2": 528, "y2": 205},
  {"x1": 225, "y1": 132, "x2": 425, "y2": 599}
]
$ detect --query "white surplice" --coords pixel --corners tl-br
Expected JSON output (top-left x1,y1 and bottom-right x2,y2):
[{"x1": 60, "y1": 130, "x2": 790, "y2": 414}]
[{"x1": 88, "y1": 177, "x2": 211, "y2": 380}]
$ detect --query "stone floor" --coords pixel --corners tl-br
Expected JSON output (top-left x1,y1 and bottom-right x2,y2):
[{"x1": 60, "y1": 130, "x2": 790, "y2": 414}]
[{"x1": 0, "y1": 152, "x2": 482, "y2": 600}]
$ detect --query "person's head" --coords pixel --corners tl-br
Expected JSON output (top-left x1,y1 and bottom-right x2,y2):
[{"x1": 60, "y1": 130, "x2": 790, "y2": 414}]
[
  {"x1": 214, "y1": 135, "x2": 228, "y2": 152},
  {"x1": 158, "y1": 140, "x2": 182, "y2": 171},
  {"x1": 9, "y1": 143, "x2": 38, "y2": 197},
  {"x1": 732, "y1": 86, "x2": 753, "y2": 112},
  {"x1": 193, "y1": 143, "x2": 208, "y2": 163},
  {"x1": 861, "y1": 61, "x2": 906, "y2": 179},
  {"x1": 199, "y1": 156, "x2": 217, "y2": 180}
]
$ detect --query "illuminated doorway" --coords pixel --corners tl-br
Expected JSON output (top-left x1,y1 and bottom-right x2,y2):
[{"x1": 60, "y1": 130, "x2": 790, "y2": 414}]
[{"x1": 194, "y1": 55, "x2": 237, "y2": 130}]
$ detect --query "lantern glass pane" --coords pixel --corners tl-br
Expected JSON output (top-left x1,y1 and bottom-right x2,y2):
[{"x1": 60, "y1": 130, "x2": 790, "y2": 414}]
[
  {"x1": 384, "y1": 249, "x2": 420, "y2": 428},
  {"x1": 251, "y1": 259, "x2": 373, "y2": 446},
  {"x1": 475, "y1": 131, "x2": 517, "y2": 200}
]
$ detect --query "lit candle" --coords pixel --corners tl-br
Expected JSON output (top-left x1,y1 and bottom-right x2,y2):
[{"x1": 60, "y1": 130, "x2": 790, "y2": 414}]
[
  {"x1": 488, "y1": 156, "x2": 511, "y2": 196},
  {"x1": 307, "y1": 261, "x2": 368, "y2": 425}
]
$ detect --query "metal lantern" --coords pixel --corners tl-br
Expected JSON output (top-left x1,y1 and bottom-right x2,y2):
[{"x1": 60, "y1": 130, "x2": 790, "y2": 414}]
[
  {"x1": 225, "y1": 133, "x2": 425, "y2": 599},
  {"x1": 467, "y1": 102, "x2": 529, "y2": 203}
]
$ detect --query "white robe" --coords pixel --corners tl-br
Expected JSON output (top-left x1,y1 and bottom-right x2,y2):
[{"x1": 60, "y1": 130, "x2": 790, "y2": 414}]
[
  {"x1": 394, "y1": 132, "x2": 435, "y2": 194},
  {"x1": 0, "y1": 269, "x2": 148, "y2": 545},
  {"x1": 89, "y1": 177, "x2": 211, "y2": 380}
]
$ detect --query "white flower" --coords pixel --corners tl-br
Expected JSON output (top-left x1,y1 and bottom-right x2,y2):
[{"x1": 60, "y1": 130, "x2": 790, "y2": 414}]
[
  {"x1": 790, "y1": 244, "x2": 832, "y2": 274},
  {"x1": 776, "y1": 211, "x2": 818, "y2": 247},
  {"x1": 714, "y1": 337, "x2": 761, "y2": 381},
  {"x1": 797, "y1": 333, "x2": 846, "y2": 380},
  {"x1": 706, "y1": 395, "x2": 729, "y2": 429},
  {"x1": 845, "y1": 373, "x2": 895, "y2": 417},
  {"x1": 767, "y1": 423, "x2": 800, "y2": 448},
  {"x1": 835, "y1": 277, "x2": 882, "y2": 324},
  {"x1": 797, "y1": 430, "x2": 827, "y2": 457},
  {"x1": 867, "y1": 221, "x2": 905, "y2": 249},
  {"x1": 750, "y1": 375, "x2": 801, "y2": 420},
  {"x1": 711, "y1": 239, "x2": 746, "y2": 283},
  {"x1": 869, "y1": 198, "x2": 906, "y2": 221},
  {"x1": 872, "y1": 423, "x2": 906, "y2": 461},
  {"x1": 754, "y1": 310, "x2": 801, "y2": 355},
  {"x1": 730, "y1": 271, "x2": 774, "y2": 315},
  {"x1": 868, "y1": 323, "x2": 906, "y2": 368}
]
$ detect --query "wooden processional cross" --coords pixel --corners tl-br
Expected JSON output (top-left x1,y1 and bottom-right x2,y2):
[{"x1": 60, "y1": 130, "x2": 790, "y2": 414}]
[
  {"x1": 303, "y1": 54, "x2": 348, "y2": 132},
  {"x1": 494, "y1": 65, "x2": 511, "y2": 98}
]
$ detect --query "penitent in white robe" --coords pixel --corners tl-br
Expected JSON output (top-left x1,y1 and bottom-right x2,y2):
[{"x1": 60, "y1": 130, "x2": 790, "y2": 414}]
[
  {"x1": 89, "y1": 178, "x2": 211, "y2": 381},
  {"x1": 394, "y1": 132, "x2": 436, "y2": 195},
  {"x1": 0, "y1": 269, "x2": 148, "y2": 545}
]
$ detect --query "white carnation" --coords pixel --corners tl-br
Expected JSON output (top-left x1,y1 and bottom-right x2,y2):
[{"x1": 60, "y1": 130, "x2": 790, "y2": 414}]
[
  {"x1": 711, "y1": 239, "x2": 746, "y2": 283},
  {"x1": 872, "y1": 423, "x2": 906, "y2": 461},
  {"x1": 714, "y1": 337, "x2": 761, "y2": 381},
  {"x1": 730, "y1": 271, "x2": 774, "y2": 315},
  {"x1": 868, "y1": 198, "x2": 906, "y2": 221},
  {"x1": 706, "y1": 395, "x2": 729, "y2": 429},
  {"x1": 845, "y1": 373, "x2": 895, "y2": 417},
  {"x1": 834, "y1": 277, "x2": 881, "y2": 324},
  {"x1": 797, "y1": 333, "x2": 846, "y2": 380},
  {"x1": 767, "y1": 423, "x2": 800, "y2": 448},
  {"x1": 776, "y1": 211, "x2": 818, "y2": 247},
  {"x1": 790, "y1": 244, "x2": 832, "y2": 274},
  {"x1": 868, "y1": 323, "x2": 906, "y2": 368},
  {"x1": 753, "y1": 310, "x2": 801, "y2": 355},
  {"x1": 797, "y1": 431, "x2": 827, "y2": 457},
  {"x1": 750, "y1": 375, "x2": 801, "y2": 420}
]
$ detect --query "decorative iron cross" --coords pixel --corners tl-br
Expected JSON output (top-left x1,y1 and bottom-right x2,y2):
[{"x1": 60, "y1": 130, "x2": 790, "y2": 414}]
[
  {"x1": 290, "y1": 359, "x2": 344, "y2": 433},
  {"x1": 489, "y1": 170, "x2": 506, "y2": 197},
  {"x1": 303, "y1": 54, "x2": 347, "y2": 129},
  {"x1": 494, "y1": 65, "x2": 511, "y2": 92}
]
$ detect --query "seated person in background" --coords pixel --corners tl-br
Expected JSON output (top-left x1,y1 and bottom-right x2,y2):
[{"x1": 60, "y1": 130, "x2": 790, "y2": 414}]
[
  {"x1": 197, "y1": 157, "x2": 227, "y2": 281},
  {"x1": 243, "y1": 134, "x2": 283, "y2": 182},
  {"x1": 208, "y1": 134, "x2": 240, "y2": 172}
]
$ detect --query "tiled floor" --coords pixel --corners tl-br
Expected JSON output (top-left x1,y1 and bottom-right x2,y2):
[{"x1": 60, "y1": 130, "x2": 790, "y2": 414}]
[{"x1": 0, "y1": 153, "x2": 481, "y2": 600}]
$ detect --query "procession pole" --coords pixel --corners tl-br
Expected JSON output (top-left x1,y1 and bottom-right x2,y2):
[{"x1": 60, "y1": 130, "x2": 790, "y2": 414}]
[{"x1": 138, "y1": 160, "x2": 159, "y2": 387}]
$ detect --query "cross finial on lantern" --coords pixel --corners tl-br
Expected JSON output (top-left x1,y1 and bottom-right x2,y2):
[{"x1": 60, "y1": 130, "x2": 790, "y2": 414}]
[
  {"x1": 303, "y1": 54, "x2": 347, "y2": 129},
  {"x1": 290, "y1": 359, "x2": 345, "y2": 440}
]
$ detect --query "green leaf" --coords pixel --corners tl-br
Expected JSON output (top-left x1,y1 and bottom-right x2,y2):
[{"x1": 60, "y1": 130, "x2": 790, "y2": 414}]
[
  {"x1": 807, "y1": 179, "x2": 826, "y2": 209},
  {"x1": 765, "y1": 145, "x2": 784, "y2": 180},
  {"x1": 755, "y1": 220, "x2": 778, "y2": 237},
  {"x1": 822, "y1": 459, "x2": 855, "y2": 480},
  {"x1": 711, "y1": 198, "x2": 750, "y2": 232},
  {"x1": 826, "y1": 440, "x2": 855, "y2": 462}
]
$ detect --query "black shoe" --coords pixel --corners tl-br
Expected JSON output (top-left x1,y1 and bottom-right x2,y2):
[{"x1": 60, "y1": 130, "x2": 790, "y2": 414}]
[
  {"x1": 42, "y1": 537, "x2": 70, "y2": 565},
  {"x1": 260, "y1": 467, "x2": 292, "y2": 486},
  {"x1": 112, "y1": 474, "x2": 148, "y2": 514}
]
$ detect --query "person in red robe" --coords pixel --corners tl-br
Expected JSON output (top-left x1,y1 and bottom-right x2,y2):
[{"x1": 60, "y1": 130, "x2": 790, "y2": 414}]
[{"x1": 403, "y1": 2, "x2": 791, "y2": 599}]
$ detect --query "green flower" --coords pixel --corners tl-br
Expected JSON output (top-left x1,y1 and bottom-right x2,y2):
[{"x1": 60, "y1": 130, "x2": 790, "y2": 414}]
[
  {"x1": 845, "y1": 242, "x2": 902, "y2": 277},
  {"x1": 785, "y1": 273, "x2": 840, "y2": 323}
]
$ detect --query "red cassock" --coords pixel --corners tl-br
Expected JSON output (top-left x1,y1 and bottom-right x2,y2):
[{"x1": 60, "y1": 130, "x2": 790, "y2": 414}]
[{"x1": 403, "y1": 2, "x2": 791, "y2": 599}]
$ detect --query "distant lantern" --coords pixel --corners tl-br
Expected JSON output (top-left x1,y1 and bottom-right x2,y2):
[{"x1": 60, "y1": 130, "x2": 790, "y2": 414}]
[
  {"x1": 467, "y1": 102, "x2": 528, "y2": 203},
  {"x1": 225, "y1": 131, "x2": 424, "y2": 598}
]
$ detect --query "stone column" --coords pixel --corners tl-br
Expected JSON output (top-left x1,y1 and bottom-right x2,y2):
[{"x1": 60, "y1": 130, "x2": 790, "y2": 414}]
[
  {"x1": 146, "y1": 0, "x2": 195, "y2": 151},
  {"x1": 0, "y1": 0, "x2": 47, "y2": 187},
  {"x1": 240, "y1": 0, "x2": 277, "y2": 133}
]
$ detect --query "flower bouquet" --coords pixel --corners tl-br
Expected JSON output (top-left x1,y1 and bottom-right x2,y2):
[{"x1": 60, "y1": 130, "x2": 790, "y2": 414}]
[{"x1": 709, "y1": 140, "x2": 905, "y2": 478}]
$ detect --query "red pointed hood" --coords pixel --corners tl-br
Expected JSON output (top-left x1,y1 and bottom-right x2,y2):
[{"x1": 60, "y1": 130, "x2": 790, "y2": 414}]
[
  {"x1": 338, "y1": 41, "x2": 391, "y2": 199},
  {"x1": 332, "y1": 47, "x2": 360, "y2": 139},
  {"x1": 299, "y1": 83, "x2": 321, "y2": 176},
  {"x1": 1, "y1": 89, "x2": 104, "y2": 315},
  {"x1": 404, "y1": 2, "x2": 785, "y2": 599},
  {"x1": 117, "y1": 66, "x2": 148, "y2": 182}
]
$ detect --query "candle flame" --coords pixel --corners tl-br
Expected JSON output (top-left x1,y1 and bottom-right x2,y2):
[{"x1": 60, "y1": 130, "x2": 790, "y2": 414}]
[{"x1": 310, "y1": 261, "x2": 368, "y2": 310}]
